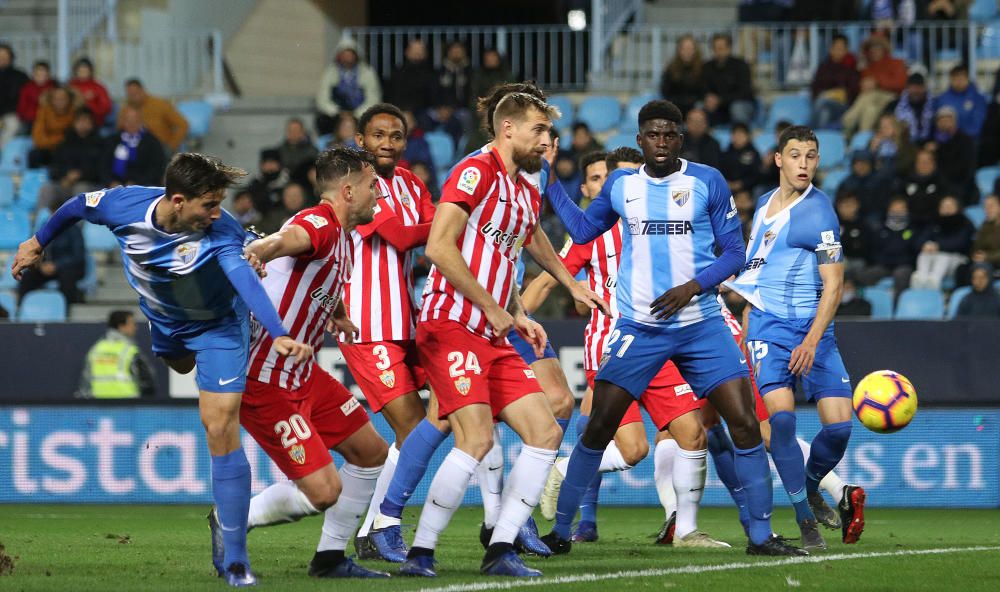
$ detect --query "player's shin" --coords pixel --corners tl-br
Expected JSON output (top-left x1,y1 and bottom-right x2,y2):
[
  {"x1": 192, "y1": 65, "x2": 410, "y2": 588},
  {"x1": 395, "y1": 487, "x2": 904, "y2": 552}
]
[
  {"x1": 376, "y1": 419, "x2": 448, "y2": 528},
  {"x1": 769, "y1": 411, "x2": 815, "y2": 523},
  {"x1": 317, "y1": 464, "x2": 382, "y2": 558},
  {"x1": 410, "y1": 449, "x2": 480, "y2": 553},
  {"x1": 490, "y1": 446, "x2": 557, "y2": 547},
  {"x1": 806, "y1": 421, "x2": 852, "y2": 495},
  {"x1": 733, "y1": 443, "x2": 774, "y2": 546},
  {"x1": 211, "y1": 447, "x2": 252, "y2": 568},
  {"x1": 798, "y1": 436, "x2": 847, "y2": 505},
  {"x1": 706, "y1": 425, "x2": 750, "y2": 528},
  {"x1": 552, "y1": 441, "x2": 605, "y2": 539},
  {"x1": 357, "y1": 443, "x2": 399, "y2": 537},
  {"x1": 478, "y1": 425, "x2": 504, "y2": 529},
  {"x1": 248, "y1": 480, "x2": 320, "y2": 529},
  {"x1": 673, "y1": 448, "x2": 707, "y2": 538}
]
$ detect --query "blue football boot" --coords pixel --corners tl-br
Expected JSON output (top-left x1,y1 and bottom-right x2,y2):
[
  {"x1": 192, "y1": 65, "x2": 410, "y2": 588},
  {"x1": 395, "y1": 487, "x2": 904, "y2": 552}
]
[
  {"x1": 207, "y1": 507, "x2": 225, "y2": 577},
  {"x1": 223, "y1": 562, "x2": 257, "y2": 587},
  {"x1": 309, "y1": 556, "x2": 390, "y2": 578},
  {"x1": 514, "y1": 516, "x2": 552, "y2": 557},
  {"x1": 571, "y1": 520, "x2": 599, "y2": 543},
  {"x1": 481, "y1": 550, "x2": 543, "y2": 577},
  {"x1": 370, "y1": 525, "x2": 408, "y2": 563},
  {"x1": 399, "y1": 554, "x2": 437, "y2": 577}
]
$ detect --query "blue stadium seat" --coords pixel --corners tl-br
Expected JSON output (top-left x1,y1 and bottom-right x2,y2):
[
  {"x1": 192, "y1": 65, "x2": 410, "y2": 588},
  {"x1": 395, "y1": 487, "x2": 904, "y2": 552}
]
[
  {"x1": 0, "y1": 209, "x2": 30, "y2": 249},
  {"x1": 0, "y1": 291, "x2": 15, "y2": 318},
  {"x1": 547, "y1": 95, "x2": 575, "y2": 126},
  {"x1": 815, "y1": 130, "x2": 847, "y2": 169},
  {"x1": 619, "y1": 92, "x2": 658, "y2": 133},
  {"x1": 947, "y1": 286, "x2": 973, "y2": 319},
  {"x1": 766, "y1": 94, "x2": 811, "y2": 130},
  {"x1": 577, "y1": 96, "x2": 622, "y2": 133},
  {"x1": 314, "y1": 133, "x2": 332, "y2": 150},
  {"x1": 894, "y1": 288, "x2": 944, "y2": 319},
  {"x1": 965, "y1": 205, "x2": 986, "y2": 228},
  {"x1": 975, "y1": 166, "x2": 1000, "y2": 200},
  {"x1": 0, "y1": 136, "x2": 33, "y2": 172},
  {"x1": 713, "y1": 128, "x2": 731, "y2": 150},
  {"x1": 604, "y1": 133, "x2": 637, "y2": 150},
  {"x1": 849, "y1": 130, "x2": 874, "y2": 152},
  {"x1": 864, "y1": 286, "x2": 894, "y2": 319},
  {"x1": 970, "y1": 0, "x2": 998, "y2": 21},
  {"x1": 83, "y1": 223, "x2": 119, "y2": 253},
  {"x1": 820, "y1": 167, "x2": 848, "y2": 196},
  {"x1": 0, "y1": 173, "x2": 13, "y2": 207},
  {"x1": 33, "y1": 207, "x2": 51, "y2": 232},
  {"x1": 79, "y1": 254, "x2": 98, "y2": 297},
  {"x1": 17, "y1": 289, "x2": 67, "y2": 322},
  {"x1": 875, "y1": 276, "x2": 894, "y2": 289},
  {"x1": 978, "y1": 21, "x2": 1000, "y2": 58},
  {"x1": 16, "y1": 168, "x2": 48, "y2": 211},
  {"x1": 424, "y1": 131, "x2": 455, "y2": 171},
  {"x1": 177, "y1": 100, "x2": 214, "y2": 139},
  {"x1": 752, "y1": 133, "x2": 774, "y2": 157}
]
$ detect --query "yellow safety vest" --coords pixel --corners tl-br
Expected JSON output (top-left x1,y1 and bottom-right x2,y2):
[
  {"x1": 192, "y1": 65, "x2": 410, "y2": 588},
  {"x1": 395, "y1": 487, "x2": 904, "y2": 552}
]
[{"x1": 87, "y1": 338, "x2": 140, "y2": 398}]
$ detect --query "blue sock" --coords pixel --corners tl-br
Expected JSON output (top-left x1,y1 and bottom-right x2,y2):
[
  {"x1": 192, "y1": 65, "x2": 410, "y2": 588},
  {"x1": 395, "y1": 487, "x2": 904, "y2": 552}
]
[
  {"x1": 380, "y1": 419, "x2": 448, "y2": 518},
  {"x1": 211, "y1": 447, "x2": 251, "y2": 568},
  {"x1": 806, "y1": 421, "x2": 852, "y2": 495},
  {"x1": 556, "y1": 417, "x2": 570, "y2": 438},
  {"x1": 768, "y1": 411, "x2": 814, "y2": 523},
  {"x1": 707, "y1": 424, "x2": 749, "y2": 531},
  {"x1": 733, "y1": 443, "x2": 774, "y2": 546},
  {"x1": 575, "y1": 414, "x2": 589, "y2": 439},
  {"x1": 553, "y1": 441, "x2": 604, "y2": 539},
  {"x1": 579, "y1": 473, "x2": 602, "y2": 524}
]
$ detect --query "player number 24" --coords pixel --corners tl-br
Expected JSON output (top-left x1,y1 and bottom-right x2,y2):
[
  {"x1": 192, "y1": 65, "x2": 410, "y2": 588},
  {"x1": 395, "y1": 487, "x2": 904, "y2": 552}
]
[
  {"x1": 605, "y1": 329, "x2": 635, "y2": 358},
  {"x1": 448, "y1": 351, "x2": 482, "y2": 377},
  {"x1": 274, "y1": 414, "x2": 312, "y2": 448}
]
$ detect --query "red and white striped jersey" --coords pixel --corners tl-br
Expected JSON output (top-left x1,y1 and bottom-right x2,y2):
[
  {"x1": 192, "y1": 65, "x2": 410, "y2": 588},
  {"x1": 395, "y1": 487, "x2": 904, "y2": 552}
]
[
  {"x1": 420, "y1": 148, "x2": 541, "y2": 339},
  {"x1": 247, "y1": 203, "x2": 354, "y2": 391},
  {"x1": 560, "y1": 222, "x2": 623, "y2": 371},
  {"x1": 345, "y1": 166, "x2": 435, "y2": 342},
  {"x1": 719, "y1": 296, "x2": 744, "y2": 340}
]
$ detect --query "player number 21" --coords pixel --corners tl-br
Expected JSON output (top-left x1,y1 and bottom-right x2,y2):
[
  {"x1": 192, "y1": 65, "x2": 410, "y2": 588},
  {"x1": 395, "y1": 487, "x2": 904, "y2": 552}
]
[
  {"x1": 274, "y1": 414, "x2": 312, "y2": 448},
  {"x1": 447, "y1": 351, "x2": 482, "y2": 377},
  {"x1": 605, "y1": 329, "x2": 635, "y2": 358}
]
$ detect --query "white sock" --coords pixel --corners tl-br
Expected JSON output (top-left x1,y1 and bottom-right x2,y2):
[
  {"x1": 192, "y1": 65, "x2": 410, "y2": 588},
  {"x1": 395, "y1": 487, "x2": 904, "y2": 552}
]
[
  {"x1": 654, "y1": 439, "x2": 678, "y2": 520},
  {"x1": 598, "y1": 440, "x2": 632, "y2": 473},
  {"x1": 555, "y1": 456, "x2": 569, "y2": 478},
  {"x1": 490, "y1": 445, "x2": 557, "y2": 545},
  {"x1": 673, "y1": 448, "x2": 707, "y2": 539},
  {"x1": 247, "y1": 479, "x2": 319, "y2": 529},
  {"x1": 317, "y1": 463, "x2": 382, "y2": 552},
  {"x1": 357, "y1": 442, "x2": 398, "y2": 537},
  {"x1": 411, "y1": 448, "x2": 479, "y2": 550},
  {"x1": 797, "y1": 437, "x2": 846, "y2": 505},
  {"x1": 478, "y1": 427, "x2": 504, "y2": 528}
]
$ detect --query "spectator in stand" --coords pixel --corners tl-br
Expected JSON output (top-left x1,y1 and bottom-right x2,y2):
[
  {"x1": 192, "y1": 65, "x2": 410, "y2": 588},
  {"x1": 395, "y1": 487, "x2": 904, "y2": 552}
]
[
  {"x1": 16, "y1": 60, "x2": 55, "y2": 130},
  {"x1": 928, "y1": 105, "x2": 977, "y2": 204},
  {"x1": 409, "y1": 161, "x2": 437, "y2": 199},
  {"x1": 839, "y1": 150, "x2": 892, "y2": 221},
  {"x1": 246, "y1": 148, "x2": 288, "y2": 217},
  {"x1": 835, "y1": 276, "x2": 873, "y2": 317},
  {"x1": 470, "y1": 49, "x2": 512, "y2": 112},
  {"x1": 842, "y1": 34, "x2": 907, "y2": 139},
  {"x1": 757, "y1": 119, "x2": 792, "y2": 194},
  {"x1": 0, "y1": 43, "x2": 29, "y2": 149},
  {"x1": 898, "y1": 148, "x2": 950, "y2": 229},
  {"x1": 425, "y1": 41, "x2": 473, "y2": 147},
  {"x1": 328, "y1": 112, "x2": 359, "y2": 149},
  {"x1": 567, "y1": 122, "x2": 603, "y2": 162},
  {"x1": 259, "y1": 181, "x2": 308, "y2": 235},
  {"x1": 734, "y1": 189, "x2": 756, "y2": 241},
  {"x1": 227, "y1": 188, "x2": 260, "y2": 228},
  {"x1": 894, "y1": 73, "x2": 935, "y2": 144},
  {"x1": 315, "y1": 38, "x2": 381, "y2": 136},
  {"x1": 858, "y1": 196, "x2": 918, "y2": 292},
  {"x1": 29, "y1": 85, "x2": 81, "y2": 168},
  {"x1": 276, "y1": 117, "x2": 318, "y2": 182},
  {"x1": 38, "y1": 108, "x2": 103, "y2": 212},
  {"x1": 810, "y1": 33, "x2": 859, "y2": 130},
  {"x1": 68, "y1": 57, "x2": 111, "y2": 127},
  {"x1": 679, "y1": 107, "x2": 721, "y2": 169},
  {"x1": 659, "y1": 34, "x2": 706, "y2": 116},
  {"x1": 836, "y1": 191, "x2": 874, "y2": 278},
  {"x1": 79, "y1": 310, "x2": 156, "y2": 399},
  {"x1": 870, "y1": 113, "x2": 916, "y2": 177},
  {"x1": 120, "y1": 78, "x2": 188, "y2": 152},
  {"x1": 971, "y1": 194, "x2": 1000, "y2": 269},
  {"x1": 911, "y1": 195, "x2": 976, "y2": 289},
  {"x1": 102, "y1": 105, "x2": 167, "y2": 187},
  {"x1": 935, "y1": 64, "x2": 987, "y2": 139},
  {"x1": 386, "y1": 38, "x2": 435, "y2": 114},
  {"x1": 956, "y1": 263, "x2": 1000, "y2": 317},
  {"x1": 702, "y1": 33, "x2": 755, "y2": 126},
  {"x1": 720, "y1": 122, "x2": 760, "y2": 194},
  {"x1": 17, "y1": 196, "x2": 85, "y2": 306},
  {"x1": 401, "y1": 110, "x2": 437, "y2": 186},
  {"x1": 978, "y1": 86, "x2": 1000, "y2": 166}
]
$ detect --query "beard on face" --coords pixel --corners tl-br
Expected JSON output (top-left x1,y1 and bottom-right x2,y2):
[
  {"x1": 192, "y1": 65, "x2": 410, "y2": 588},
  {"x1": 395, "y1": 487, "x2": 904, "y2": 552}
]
[
  {"x1": 374, "y1": 159, "x2": 396, "y2": 179},
  {"x1": 512, "y1": 146, "x2": 544, "y2": 174}
]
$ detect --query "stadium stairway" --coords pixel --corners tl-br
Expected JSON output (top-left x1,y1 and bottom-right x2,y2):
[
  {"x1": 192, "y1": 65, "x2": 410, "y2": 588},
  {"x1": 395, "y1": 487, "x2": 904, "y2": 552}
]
[
  {"x1": 199, "y1": 96, "x2": 315, "y2": 175},
  {"x1": 643, "y1": 0, "x2": 740, "y2": 28}
]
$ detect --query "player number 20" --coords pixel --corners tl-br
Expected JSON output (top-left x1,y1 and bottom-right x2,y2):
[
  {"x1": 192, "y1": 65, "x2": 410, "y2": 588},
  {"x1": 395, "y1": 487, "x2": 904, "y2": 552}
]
[
  {"x1": 274, "y1": 414, "x2": 312, "y2": 448},
  {"x1": 605, "y1": 329, "x2": 635, "y2": 359},
  {"x1": 447, "y1": 351, "x2": 482, "y2": 377}
]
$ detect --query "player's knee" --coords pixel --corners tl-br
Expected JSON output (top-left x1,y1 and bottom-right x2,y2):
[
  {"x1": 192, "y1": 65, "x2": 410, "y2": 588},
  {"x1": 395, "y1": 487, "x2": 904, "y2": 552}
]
[
  {"x1": 768, "y1": 411, "x2": 796, "y2": 445},
  {"x1": 457, "y1": 432, "x2": 494, "y2": 460},
  {"x1": 534, "y1": 419, "x2": 564, "y2": 451},
  {"x1": 618, "y1": 437, "x2": 649, "y2": 466},
  {"x1": 367, "y1": 437, "x2": 390, "y2": 467},
  {"x1": 307, "y1": 480, "x2": 341, "y2": 511},
  {"x1": 676, "y1": 429, "x2": 707, "y2": 452},
  {"x1": 200, "y1": 414, "x2": 238, "y2": 446},
  {"x1": 726, "y1": 412, "x2": 763, "y2": 450},
  {"x1": 546, "y1": 387, "x2": 575, "y2": 420},
  {"x1": 580, "y1": 415, "x2": 617, "y2": 449}
]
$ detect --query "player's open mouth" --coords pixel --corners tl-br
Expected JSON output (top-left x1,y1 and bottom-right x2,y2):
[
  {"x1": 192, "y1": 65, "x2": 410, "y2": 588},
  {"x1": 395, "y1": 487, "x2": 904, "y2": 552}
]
[{"x1": 654, "y1": 154, "x2": 669, "y2": 161}]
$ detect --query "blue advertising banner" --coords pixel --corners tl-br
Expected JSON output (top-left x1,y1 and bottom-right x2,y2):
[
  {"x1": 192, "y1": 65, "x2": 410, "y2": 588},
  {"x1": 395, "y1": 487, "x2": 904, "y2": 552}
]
[{"x1": 0, "y1": 406, "x2": 996, "y2": 507}]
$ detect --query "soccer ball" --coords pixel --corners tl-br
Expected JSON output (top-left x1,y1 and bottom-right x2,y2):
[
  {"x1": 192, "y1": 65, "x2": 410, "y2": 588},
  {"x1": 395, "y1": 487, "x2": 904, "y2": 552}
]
[{"x1": 852, "y1": 370, "x2": 918, "y2": 433}]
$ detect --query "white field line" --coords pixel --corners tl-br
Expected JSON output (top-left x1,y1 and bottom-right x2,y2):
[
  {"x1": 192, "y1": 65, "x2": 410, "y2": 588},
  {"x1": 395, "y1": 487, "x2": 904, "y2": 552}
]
[{"x1": 414, "y1": 546, "x2": 1000, "y2": 592}]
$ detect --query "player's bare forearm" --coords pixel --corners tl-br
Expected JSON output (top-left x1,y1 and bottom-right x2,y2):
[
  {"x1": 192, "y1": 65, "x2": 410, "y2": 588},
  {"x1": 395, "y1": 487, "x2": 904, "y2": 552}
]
[
  {"x1": 245, "y1": 225, "x2": 313, "y2": 264},
  {"x1": 425, "y1": 203, "x2": 503, "y2": 316},
  {"x1": 803, "y1": 264, "x2": 843, "y2": 347},
  {"x1": 525, "y1": 231, "x2": 577, "y2": 291},
  {"x1": 11, "y1": 236, "x2": 43, "y2": 280},
  {"x1": 520, "y1": 271, "x2": 558, "y2": 315}
]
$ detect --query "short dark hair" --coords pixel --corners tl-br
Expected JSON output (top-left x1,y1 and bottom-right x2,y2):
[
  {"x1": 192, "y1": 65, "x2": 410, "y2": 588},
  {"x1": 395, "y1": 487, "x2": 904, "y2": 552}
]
[
  {"x1": 831, "y1": 33, "x2": 849, "y2": 46},
  {"x1": 108, "y1": 310, "x2": 133, "y2": 330},
  {"x1": 606, "y1": 146, "x2": 643, "y2": 169},
  {"x1": 777, "y1": 125, "x2": 818, "y2": 153},
  {"x1": 475, "y1": 82, "x2": 547, "y2": 137},
  {"x1": 125, "y1": 78, "x2": 143, "y2": 88},
  {"x1": 0, "y1": 43, "x2": 14, "y2": 60},
  {"x1": 33, "y1": 60, "x2": 50, "y2": 71},
  {"x1": 164, "y1": 153, "x2": 247, "y2": 199},
  {"x1": 731, "y1": 122, "x2": 750, "y2": 135},
  {"x1": 638, "y1": 100, "x2": 683, "y2": 128},
  {"x1": 73, "y1": 57, "x2": 93, "y2": 72},
  {"x1": 74, "y1": 107, "x2": 94, "y2": 121},
  {"x1": 712, "y1": 33, "x2": 732, "y2": 47},
  {"x1": 358, "y1": 102, "x2": 408, "y2": 136},
  {"x1": 492, "y1": 92, "x2": 559, "y2": 133},
  {"x1": 579, "y1": 151, "x2": 608, "y2": 177},
  {"x1": 572, "y1": 121, "x2": 591, "y2": 134},
  {"x1": 315, "y1": 146, "x2": 375, "y2": 189},
  {"x1": 950, "y1": 63, "x2": 969, "y2": 76}
]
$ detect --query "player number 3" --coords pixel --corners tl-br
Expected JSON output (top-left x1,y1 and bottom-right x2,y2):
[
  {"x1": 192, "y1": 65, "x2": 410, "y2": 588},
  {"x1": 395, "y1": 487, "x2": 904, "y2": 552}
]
[
  {"x1": 274, "y1": 414, "x2": 312, "y2": 448},
  {"x1": 447, "y1": 351, "x2": 482, "y2": 377},
  {"x1": 372, "y1": 344, "x2": 391, "y2": 370}
]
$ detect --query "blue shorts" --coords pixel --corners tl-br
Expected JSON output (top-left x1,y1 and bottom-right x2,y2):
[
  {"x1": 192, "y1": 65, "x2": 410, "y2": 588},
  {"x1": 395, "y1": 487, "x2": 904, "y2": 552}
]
[
  {"x1": 595, "y1": 316, "x2": 748, "y2": 400},
  {"x1": 507, "y1": 327, "x2": 557, "y2": 366},
  {"x1": 747, "y1": 309, "x2": 851, "y2": 401},
  {"x1": 147, "y1": 302, "x2": 250, "y2": 393}
]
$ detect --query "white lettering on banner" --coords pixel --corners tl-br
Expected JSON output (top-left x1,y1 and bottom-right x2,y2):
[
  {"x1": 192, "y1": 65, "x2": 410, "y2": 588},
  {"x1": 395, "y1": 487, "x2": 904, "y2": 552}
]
[
  {"x1": 139, "y1": 432, "x2": 204, "y2": 494},
  {"x1": 89, "y1": 419, "x2": 136, "y2": 494},
  {"x1": 558, "y1": 346, "x2": 587, "y2": 397},
  {"x1": 40, "y1": 432, "x2": 86, "y2": 494},
  {"x1": 14, "y1": 432, "x2": 38, "y2": 493},
  {"x1": 943, "y1": 444, "x2": 984, "y2": 490},
  {"x1": 853, "y1": 442, "x2": 884, "y2": 488},
  {"x1": 903, "y1": 444, "x2": 939, "y2": 490}
]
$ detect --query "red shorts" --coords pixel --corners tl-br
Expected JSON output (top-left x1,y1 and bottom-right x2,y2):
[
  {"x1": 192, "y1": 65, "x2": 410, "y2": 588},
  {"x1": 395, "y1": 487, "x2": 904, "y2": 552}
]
[
  {"x1": 241, "y1": 367, "x2": 370, "y2": 480},
  {"x1": 417, "y1": 319, "x2": 541, "y2": 420},
  {"x1": 587, "y1": 360, "x2": 703, "y2": 430},
  {"x1": 339, "y1": 339, "x2": 427, "y2": 412}
]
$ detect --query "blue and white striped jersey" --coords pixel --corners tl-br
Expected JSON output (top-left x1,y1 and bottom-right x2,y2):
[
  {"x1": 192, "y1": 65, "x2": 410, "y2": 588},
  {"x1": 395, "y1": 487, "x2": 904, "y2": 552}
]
[
  {"x1": 80, "y1": 185, "x2": 250, "y2": 321},
  {"x1": 726, "y1": 184, "x2": 843, "y2": 319}
]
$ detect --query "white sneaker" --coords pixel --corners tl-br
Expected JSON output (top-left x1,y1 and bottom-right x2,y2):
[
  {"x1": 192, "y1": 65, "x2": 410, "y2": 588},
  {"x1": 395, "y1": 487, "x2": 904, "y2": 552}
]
[
  {"x1": 673, "y1": 531, "x2": 732, "y2": 548},
  {"x1": 539, "y1": 462, "x2": 565, "y2": 521}
]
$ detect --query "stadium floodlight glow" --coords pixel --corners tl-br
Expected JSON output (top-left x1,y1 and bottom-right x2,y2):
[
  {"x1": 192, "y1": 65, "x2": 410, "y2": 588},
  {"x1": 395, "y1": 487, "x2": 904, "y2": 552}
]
[{"x1": 568, "y1": 10, "x2": 587, "y2": 31}]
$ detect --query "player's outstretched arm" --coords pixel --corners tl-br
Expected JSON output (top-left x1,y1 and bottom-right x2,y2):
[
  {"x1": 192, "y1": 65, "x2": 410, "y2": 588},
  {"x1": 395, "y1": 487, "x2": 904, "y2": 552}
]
[
  {"x1": 789, "y1": 262, "x2": 843, "y2": 376},
  {"x1": 545, "y1": 171, "x2": 618, "y2": 244},
  {"x1": 425, "y1": 202, "x2": 513, "y2": 337},
  {"x1": 520, "y1": 271, "x2": 559, "y2": 315},
  {"x1": 244, "y1": 224, "x2": 314, "y2": 265},
  {"x1": 12, "y1": 194, "x2": 88, "y2": 280},
  {"x1": 525, "y1": 230, "x2": 611, "y2": 316}
]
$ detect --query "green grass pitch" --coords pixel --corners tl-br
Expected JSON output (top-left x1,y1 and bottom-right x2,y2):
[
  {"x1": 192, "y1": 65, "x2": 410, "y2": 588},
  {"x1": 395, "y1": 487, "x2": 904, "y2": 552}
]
[{"x1": 1, "y1": 505, "x2": 999, "y2": 591}]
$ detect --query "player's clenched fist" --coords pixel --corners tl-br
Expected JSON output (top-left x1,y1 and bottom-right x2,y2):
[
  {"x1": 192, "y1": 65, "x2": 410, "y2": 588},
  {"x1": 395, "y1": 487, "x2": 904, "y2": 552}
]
[
  {"x1": 272, "y1": 336, "x2": 314, "y2": 363},
  {"x1": 485, "y1": 304, "x2": 515, "y2": 338},
  {"x1": 570, "y1": 283, "x2": 612, "y2": 317},
  {"x1": 11, "y1": 236, "x2": 43, "y2": 281}
]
